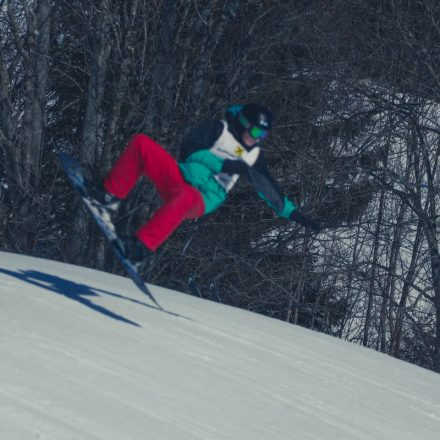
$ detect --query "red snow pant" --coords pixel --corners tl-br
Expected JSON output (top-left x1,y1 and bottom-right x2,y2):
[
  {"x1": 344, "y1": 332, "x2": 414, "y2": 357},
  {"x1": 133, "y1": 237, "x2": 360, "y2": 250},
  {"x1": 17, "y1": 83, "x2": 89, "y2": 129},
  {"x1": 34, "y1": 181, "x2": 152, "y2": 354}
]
[{"x1": 103, "y1": 134, "x2": 205, "y2": 252}]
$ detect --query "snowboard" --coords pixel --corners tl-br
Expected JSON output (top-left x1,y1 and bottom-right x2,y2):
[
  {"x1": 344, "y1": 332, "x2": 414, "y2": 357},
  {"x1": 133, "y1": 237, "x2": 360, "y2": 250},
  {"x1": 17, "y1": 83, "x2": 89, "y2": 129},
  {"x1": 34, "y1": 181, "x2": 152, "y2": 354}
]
[
  {"x1": 209, "y1": 281, "x2": 221, "y2": 303},
  {"x1": 187, "y1": 275, "x2": 221, "y2": 303},
  {"x1": 187, "y1": 274, "x2": 202, "y2": 298},
  {"x1": 58, "y1": 152, "x2": 162, "y2": 309}
]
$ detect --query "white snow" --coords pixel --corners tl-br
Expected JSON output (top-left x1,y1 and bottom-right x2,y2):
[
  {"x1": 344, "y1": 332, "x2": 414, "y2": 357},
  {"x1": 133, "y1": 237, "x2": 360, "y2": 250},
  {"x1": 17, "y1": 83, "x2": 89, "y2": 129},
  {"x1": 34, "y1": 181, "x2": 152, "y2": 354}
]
[{"x1": 1, "y1": 251, "x2": 440, "y2": 440}]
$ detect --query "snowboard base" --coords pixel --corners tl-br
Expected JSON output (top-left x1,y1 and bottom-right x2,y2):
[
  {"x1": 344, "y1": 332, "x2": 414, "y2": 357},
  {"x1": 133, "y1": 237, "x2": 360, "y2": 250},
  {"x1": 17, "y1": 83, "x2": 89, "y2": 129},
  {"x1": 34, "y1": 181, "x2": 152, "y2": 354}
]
[{"x1": 58, "y1": 152, "x2": 162, "y2": 309}]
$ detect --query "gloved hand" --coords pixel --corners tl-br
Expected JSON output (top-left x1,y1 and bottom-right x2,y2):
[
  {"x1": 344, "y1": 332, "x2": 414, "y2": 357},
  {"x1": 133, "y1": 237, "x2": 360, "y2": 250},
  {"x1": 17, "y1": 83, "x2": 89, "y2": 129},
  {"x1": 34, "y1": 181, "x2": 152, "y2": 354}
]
[
  {"x1": 221, "y1": 159, "x2": 250, "y2": 175},
  {"x1": 290, "y1": 210, "x2": 321, "y2": 232}
]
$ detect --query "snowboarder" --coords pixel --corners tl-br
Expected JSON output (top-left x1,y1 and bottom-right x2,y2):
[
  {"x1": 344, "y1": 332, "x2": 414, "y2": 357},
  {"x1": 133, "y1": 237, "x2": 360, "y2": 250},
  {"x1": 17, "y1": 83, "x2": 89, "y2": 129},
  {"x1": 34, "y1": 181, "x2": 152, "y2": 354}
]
[{"x1": 87, "y1": 103, "x2": 319, "y2": 267}]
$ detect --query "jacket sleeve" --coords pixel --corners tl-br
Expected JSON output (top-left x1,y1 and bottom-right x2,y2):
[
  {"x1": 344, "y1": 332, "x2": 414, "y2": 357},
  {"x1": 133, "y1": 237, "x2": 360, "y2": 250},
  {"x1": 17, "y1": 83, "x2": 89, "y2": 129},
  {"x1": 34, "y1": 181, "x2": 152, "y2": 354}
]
[
  {"x1": 180, "y1": 119, "x2": 224, "y2": 160},
  {"x1": 252, "y1": 152, "x2": 297, "y2": 219}
]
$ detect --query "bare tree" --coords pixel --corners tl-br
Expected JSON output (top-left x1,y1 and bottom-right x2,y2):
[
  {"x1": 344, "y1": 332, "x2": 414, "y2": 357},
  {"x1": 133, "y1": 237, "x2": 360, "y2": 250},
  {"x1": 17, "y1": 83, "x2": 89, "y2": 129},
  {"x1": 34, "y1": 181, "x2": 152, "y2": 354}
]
[{"x1": 0, "y1": 0, "x2": 52, "y2": 251}]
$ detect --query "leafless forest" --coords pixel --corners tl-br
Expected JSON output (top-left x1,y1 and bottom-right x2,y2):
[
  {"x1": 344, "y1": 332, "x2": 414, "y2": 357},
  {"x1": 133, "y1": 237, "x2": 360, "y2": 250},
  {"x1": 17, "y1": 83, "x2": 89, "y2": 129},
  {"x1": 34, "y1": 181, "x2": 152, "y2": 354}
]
[{"x1": 1, "y1": 0, "x2": 440, "y2": 372}]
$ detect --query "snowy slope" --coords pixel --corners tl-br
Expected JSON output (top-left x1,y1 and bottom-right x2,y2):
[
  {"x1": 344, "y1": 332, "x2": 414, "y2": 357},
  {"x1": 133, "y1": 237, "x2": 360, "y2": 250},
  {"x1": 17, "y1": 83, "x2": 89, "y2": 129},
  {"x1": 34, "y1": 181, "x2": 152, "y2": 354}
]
[{"x1": 1, "y1": 251, "x2": 439, "y2": 440}]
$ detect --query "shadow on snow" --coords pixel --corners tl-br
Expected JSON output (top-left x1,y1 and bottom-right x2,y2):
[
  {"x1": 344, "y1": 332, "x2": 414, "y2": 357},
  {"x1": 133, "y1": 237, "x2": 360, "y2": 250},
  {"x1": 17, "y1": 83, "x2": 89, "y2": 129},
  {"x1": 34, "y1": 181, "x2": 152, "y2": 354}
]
[{"x1": 0, "y1": 268, "x2": 148, "y2": 327}]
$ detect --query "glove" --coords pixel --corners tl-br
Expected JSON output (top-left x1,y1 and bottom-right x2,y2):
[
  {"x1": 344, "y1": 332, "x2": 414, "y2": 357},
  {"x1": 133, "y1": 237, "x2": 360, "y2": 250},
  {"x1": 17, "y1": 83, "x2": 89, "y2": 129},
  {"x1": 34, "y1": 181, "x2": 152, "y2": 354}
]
[
  {"x1": 290, "y1": 210, "x2": 321, "y2": 232},
  {"x1": 221, "y1": 159, "x2": 250, "y2": 175}
]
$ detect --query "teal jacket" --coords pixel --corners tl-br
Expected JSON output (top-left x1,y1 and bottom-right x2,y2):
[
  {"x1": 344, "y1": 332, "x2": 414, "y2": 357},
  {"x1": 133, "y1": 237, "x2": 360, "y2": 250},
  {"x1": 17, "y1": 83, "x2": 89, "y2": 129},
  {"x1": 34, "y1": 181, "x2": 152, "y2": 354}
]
[{"x1": 178, "y1": 116, "x2": 297, "y2": 218}]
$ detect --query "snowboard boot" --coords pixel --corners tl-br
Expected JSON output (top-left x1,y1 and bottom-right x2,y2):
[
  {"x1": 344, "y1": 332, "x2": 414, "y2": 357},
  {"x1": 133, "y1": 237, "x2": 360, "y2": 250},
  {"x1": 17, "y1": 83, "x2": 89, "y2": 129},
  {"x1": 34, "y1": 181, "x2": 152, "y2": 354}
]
[
  {"x1": 85, "y1": 180, "x2": 121, "y2": 213},
  {"x1": 120, "y1": 236, "x2": 153, "y2": 271}
]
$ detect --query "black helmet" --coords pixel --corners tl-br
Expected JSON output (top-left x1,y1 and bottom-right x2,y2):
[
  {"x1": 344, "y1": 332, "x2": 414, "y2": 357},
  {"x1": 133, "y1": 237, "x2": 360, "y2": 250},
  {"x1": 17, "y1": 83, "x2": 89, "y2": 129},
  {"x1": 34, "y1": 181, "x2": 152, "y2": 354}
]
[{"x1": 227, "y1": 103, "x2": 273, "y2": 139}]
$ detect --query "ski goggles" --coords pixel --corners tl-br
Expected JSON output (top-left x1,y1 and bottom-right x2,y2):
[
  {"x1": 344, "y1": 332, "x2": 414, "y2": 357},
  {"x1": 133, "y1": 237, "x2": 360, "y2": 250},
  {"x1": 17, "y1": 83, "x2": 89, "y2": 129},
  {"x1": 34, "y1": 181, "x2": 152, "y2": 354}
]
[{"x1": 238, "y1": 113, "x2": 269, "y2": 139}]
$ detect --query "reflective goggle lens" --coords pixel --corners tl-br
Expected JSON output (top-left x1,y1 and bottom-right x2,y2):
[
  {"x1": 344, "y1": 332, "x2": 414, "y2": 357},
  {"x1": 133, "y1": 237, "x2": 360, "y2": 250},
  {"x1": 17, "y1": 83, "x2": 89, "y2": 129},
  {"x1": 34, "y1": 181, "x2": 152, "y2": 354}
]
[
  {"x1": 238, "y1": 112, "x2": 268, "y2": 139},
  {"x1": 249, "y1": 125, "x2": 268, "y2": 139}
]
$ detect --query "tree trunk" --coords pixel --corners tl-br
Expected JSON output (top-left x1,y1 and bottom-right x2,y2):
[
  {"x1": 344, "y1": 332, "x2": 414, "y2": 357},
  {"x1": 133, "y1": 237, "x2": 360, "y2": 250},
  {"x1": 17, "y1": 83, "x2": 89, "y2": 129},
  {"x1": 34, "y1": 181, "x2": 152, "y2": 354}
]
[
  {"x1": 67, "y1": 0, "x2": 112, "y2": 263},
  {"x1": 363, "y1": 189, "x2": 386, "y2": 347}
]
